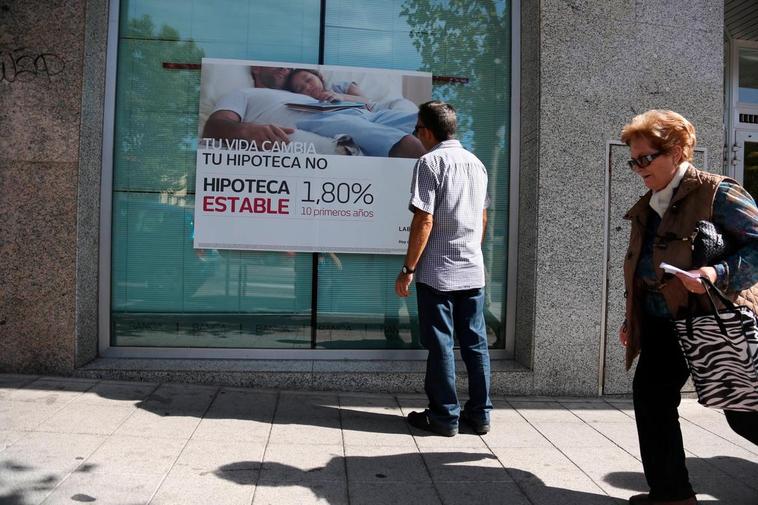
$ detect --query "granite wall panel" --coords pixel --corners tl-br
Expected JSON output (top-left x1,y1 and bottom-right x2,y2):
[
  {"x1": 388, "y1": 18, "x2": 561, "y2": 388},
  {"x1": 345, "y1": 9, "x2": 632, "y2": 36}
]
[
  {"x1": 0, "y1": 0, "x2": 86, "y2": 373},
  {"x1": 527, "y1": 1, "x2": 723, "y2": 394},
  {"x1": 0, "y1": 160, "x2": 78, "y2": 372}
]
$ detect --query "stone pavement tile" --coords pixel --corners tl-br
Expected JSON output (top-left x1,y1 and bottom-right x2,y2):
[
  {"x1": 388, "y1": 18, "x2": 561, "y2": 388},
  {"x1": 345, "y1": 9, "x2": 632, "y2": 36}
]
[
  {"x1": 192, "y1": 389, "x2": 276, "y2": 443},
  {"x1": 344, "y1": 445, "x2": 430, "y2": 483},
  {"x1": 421, "y1": 447, "x2": 511, "y2": 483},
  {"x1": 1, "y1": 432, "x2": 105, "y2": 472},
  {"x1": 560, "y1": 401, "x2": 634, "y2": 424},
  {"x1": 0, "y1": 400, "x2": 63, "y2": 431},
  {"x1": 561, "y1": 446, "x2": 647, "y2": 500},
  {"x1": 338, "y1": 393, "x2": 398, "y2": 409},
  {"x1": 75, "y1": 381, "x2": 158, "y2": 407},
  {"x1": 340, "y1": 408, "x2": 415, "y2": 449},
  {"x1": 114, "y1": 409, "x2": 203, "y2": 440},
  {"x1": 677, "y1": 399, "x2": 726, "y2": 422},
  {"x1": 584, "y1": 422, "x2": 641, "y2": 459},
  {"x1": 36, "y1": 403, "x2": 135, "y2": 436},
  {"x1": 683, "y1": 418, "x2": 758, "y2": 455},
  {"x1": 680, "y1": 418, "x2": 758, "y2": 457},
  {"x1": 603, "y1": 399, "x2": 635, "y2": 418},
  {"x1": 481, "y1": 419, "x2": 553, "y2": 448},
  {"x1": 253, "y1": 482, "x2": 348, "y2": 505},
  {"x1": 436, "y1": 481, "x2": 531, "y2": 505},
  {"x1": 136, "y1": 383, "x2": 218, "y2": 416},
  {"x1": 393, "y1": 396, "x2": 427, "y2": 415},
  {"x1": 275, "y1": 393, "x2": 340, "y2": 423},
  {"x1": 39, "y1": 470, "x2": 164, "y2": 505},
  {"x1": 0, "y1": 470, "x2": 61, "y2": 505},
  {"x1": 0, "y1": 374, "x2": 39, "y2": 399},
  {"x1": 0, "y1": 433, "x2": 105, "y2": 504},
  {"x1": 682, "y1": 441, "x2": 758, "y2": 488},
  {"x1": 7, "y1": 378, "x2": 96, "y2": 405},
  {"x1": 151, "y1": 468, "x2": 256, "y2": 505},
  {"x1": 348, "y1": 482, "x2": 441, "y2": 505},
  {"x1": 0, "y1": 430, "x2": 27, "y2": 452},
  {"x1": 508, "y1": 400, "x2": 584, "y2": 424},
  {"x1": 83, "y1": 435, "x2": 185, "y2": 475},
  {"x1": 260, "y1": 443, "x2": 345, "y2": 483},
  {"x1": 268, "y1": 423, "x2": 343, "y2": 446},
  {"x1": 171, "y1": 439, "x2": 265, "y2": 476},
  {"x1": 341, "y1": 426, "x2": 416, "y2": 449},
  {"x1": 490, "y1": 447, "x2": 618, "y2": 505},
  {"x1": 413, "y1": 430, "x2": 489, "y2": 450},
  {"x1": 530, "y1": 421, "x2": 617, "y2": 449},
  {"x1": 489, "y1": 402, "x2": 526, "y2": 424},
  {"x1": 686, "y1": 456, "x2": 758, "y2": 505}
]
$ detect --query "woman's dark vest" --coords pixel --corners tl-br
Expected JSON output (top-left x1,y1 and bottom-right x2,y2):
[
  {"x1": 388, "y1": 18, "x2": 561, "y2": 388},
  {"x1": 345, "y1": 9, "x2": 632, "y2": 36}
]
[{"x1": 622, "y1": 165, "x2": 758, "y2": 369}]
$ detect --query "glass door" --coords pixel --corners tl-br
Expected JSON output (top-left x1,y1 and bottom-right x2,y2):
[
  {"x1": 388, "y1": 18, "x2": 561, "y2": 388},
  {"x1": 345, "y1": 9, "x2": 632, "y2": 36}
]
[{"x1": 735, "y1": 131, "x2": 758, "y2": 200}]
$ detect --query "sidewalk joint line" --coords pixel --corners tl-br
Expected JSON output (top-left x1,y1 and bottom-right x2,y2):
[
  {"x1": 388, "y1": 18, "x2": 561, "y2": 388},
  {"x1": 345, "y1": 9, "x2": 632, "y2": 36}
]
[{"x1": 145, "y1": 384, "x2": 222, "y2": 505}]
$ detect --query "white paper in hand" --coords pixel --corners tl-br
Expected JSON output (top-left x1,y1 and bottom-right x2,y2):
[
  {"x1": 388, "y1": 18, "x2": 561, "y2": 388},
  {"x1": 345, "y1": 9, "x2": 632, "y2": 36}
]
[{"x1": 659, "y1": 262, "x2": 700, "y2": 280}]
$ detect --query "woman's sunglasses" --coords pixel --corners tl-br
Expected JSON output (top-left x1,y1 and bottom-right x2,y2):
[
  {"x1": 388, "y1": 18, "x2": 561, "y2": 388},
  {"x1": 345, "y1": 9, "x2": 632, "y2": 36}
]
[{"x1": 628, "y1": 151, "x2": 664, "y2": 170}]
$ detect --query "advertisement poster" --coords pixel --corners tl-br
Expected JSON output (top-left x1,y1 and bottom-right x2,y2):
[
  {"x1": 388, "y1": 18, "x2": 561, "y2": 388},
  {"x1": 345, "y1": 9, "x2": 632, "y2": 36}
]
[{"x1": 194, "y1": 58, "x2": 432, "y2": 254}]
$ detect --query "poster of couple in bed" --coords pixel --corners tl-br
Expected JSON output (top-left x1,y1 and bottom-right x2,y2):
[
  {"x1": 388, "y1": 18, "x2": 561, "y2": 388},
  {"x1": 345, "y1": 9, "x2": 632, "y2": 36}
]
[{"x1": 193, "y1": 58, "x2": 432, "y2": 255}]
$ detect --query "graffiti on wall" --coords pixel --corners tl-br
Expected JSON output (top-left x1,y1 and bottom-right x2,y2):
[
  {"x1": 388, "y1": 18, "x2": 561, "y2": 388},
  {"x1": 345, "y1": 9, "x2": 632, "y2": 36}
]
[{"x1": 0, "y1": 48, "x2": 65, "y2": 83}]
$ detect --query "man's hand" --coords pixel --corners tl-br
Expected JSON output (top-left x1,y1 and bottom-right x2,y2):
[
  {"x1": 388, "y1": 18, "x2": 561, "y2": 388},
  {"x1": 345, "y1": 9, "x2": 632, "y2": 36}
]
[
  {"x1": 395, "y1": 272, "x2": 413, "y2": 297},
  {"x1": 241, "y1": 123, "x2": 294, "y2": 144},
  {"x1": 675, "y1": 266, "x2": 717, "y2": 294},
  {"x1": 202, "y1": 110, "x2": 294, "y2": 145}
]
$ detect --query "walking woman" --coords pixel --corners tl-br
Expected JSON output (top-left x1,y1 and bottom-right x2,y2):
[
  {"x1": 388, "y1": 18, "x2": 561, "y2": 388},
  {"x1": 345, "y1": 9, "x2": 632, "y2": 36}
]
[{"x1": 619, "y1": 109, "x2": 758, "y2": 505}]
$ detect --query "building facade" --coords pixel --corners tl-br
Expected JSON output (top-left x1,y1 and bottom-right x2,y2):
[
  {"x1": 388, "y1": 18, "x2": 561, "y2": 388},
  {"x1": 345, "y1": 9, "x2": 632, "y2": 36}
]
[{"x1": 1, "y1": 1, "x2": 753, "y2": 396}]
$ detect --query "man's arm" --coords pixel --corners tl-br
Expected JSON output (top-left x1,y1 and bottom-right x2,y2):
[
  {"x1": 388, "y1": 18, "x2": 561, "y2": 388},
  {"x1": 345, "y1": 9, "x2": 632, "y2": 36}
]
[
  {"x1": 395, "y1": 208, "x2": 434, "y2": 297},
  {"x1": 482, "y1": 209, "x2": 487, "y2": 244},
  {"x1": 202, "y1": 110, "x2": 294, "y2": 145}
]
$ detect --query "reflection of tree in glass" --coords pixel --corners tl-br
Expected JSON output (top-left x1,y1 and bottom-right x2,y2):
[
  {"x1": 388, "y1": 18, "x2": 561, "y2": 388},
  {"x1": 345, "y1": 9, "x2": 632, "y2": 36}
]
[
  {"x1": 400, "y1": 0, "x2": 509, "y2": 174},
  {"x1": 401, "y1": 1, "x2": 509, "y2": 345},
  {"x1": 115, "y1": 15, "x2": 205, "y2": 194}
]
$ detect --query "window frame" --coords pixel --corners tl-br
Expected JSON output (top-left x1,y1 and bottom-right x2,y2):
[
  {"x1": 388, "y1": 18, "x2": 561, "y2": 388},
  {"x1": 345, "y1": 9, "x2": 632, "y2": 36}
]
[{"x1": 98, "y1": 0, "x2": 521, "y2": 360}]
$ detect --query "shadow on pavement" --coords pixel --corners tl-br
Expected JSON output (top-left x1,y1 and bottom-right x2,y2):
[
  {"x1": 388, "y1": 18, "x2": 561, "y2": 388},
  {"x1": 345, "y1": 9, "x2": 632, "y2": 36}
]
[
  {"x1": 217, "y1": 452, "x2": 626, "y2": 505},
  {"x1": 604, "y1": 455, "x2": 758, "y2": 504}
]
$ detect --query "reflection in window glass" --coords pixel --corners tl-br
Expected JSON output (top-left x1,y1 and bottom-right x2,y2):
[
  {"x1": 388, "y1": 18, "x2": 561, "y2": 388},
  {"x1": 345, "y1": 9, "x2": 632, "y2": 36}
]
[
  {"x1": 320, "y1": 0, "x2": 510, "y2": 349},
  {"x1": 739, "y1": 48, "x2": 758, "y2": 104},
  {"x1": 110, "y1": 0, "x2": 511, "y2": 350},
  {"x1": 111, "y1": 0, "x2": 319, "y2": 347}
]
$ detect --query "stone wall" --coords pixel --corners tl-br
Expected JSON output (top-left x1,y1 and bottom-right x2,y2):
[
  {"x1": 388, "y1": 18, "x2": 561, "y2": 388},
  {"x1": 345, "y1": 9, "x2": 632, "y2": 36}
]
[
  {"x1": 523, "y1": 0, "x2": 724, "y2": 394},
  {"x1": 0, "y1": 0, "x2": 88, "y2": 372}
]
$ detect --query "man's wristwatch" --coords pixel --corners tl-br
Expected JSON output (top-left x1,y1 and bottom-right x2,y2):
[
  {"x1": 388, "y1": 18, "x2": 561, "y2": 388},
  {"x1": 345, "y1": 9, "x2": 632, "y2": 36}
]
[{"x1": 401, "y1": 265, "x2": 415, "y2": 275}]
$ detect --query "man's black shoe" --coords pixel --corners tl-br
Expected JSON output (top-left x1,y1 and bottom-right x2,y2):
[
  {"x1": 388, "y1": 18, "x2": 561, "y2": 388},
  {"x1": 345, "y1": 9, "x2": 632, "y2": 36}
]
[
  {"x1": 460, "y1": 410, "x2": 490, "y2": 435},
  {"x1": 407, "y1": 410, "x2": 457, "y2": 437}
]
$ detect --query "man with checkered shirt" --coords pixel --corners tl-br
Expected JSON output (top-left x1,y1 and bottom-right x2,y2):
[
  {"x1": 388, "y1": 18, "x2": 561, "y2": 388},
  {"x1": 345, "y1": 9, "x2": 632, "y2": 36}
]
[{"x1": 395, "y1": 100, "x2": 492, "y2": 437}]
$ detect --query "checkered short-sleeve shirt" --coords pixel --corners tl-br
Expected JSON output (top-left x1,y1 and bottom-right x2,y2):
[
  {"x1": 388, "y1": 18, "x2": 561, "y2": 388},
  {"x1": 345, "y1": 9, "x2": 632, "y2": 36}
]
[{"x1": 409, "y1": 139, "x2": 489, "y2": 291}]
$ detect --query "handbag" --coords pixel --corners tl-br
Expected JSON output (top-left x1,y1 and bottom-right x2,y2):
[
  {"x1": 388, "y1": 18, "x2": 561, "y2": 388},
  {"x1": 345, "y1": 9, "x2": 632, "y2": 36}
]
[
  {"x1": 690, "y1": 220, "x2": 729, "y2": 268},
  {"x1": 673, "y1": 277, "x2": 758, "y2": 411}
]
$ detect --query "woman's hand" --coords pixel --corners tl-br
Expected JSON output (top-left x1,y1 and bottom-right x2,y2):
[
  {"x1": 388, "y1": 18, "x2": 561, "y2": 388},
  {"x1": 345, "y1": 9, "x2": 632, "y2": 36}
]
[
  {"x1": 674, "y1": 266, "x2": 717, "y2": 294},
  {"x1": 618, "y1": 320, "x2": 629, "y2": 347}
]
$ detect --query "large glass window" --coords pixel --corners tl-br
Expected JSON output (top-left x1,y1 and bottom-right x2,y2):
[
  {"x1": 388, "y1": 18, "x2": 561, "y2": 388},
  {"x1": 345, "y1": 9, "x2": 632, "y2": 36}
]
[
  {"x1": 739, "y1": 47, "x2": 758, "y2": 104},
  {"x1": 110, "y1": 0, "x2": 512, "y2": 351}
]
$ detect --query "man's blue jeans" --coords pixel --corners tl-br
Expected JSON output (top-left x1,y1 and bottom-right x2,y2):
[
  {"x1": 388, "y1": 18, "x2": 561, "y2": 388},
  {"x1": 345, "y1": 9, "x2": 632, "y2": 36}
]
[{"x1": 416, "y1": 282, "x2": 492, "y2": 430}]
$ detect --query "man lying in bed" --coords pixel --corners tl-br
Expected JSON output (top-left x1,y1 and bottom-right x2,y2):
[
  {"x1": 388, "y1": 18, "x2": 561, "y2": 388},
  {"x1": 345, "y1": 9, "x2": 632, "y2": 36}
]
[{"x1": 202, "y1": 66, "x2": 425, "y2": 158}]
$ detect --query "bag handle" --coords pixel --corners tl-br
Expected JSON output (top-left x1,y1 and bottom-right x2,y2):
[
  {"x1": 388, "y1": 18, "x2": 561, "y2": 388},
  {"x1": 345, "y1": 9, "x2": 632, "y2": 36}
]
[
  {"x1": 700, "y1": 276, "x2": 739, "y2": 312},
  {"x1": 696, "y1": 277, "x2": 749, "y2": 349}
]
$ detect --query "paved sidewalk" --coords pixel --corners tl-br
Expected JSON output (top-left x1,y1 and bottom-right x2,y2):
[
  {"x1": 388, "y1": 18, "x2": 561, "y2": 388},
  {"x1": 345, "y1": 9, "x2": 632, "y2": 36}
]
[{"x1": 0, "y1": 375, "x2": 756, "y2": 505}]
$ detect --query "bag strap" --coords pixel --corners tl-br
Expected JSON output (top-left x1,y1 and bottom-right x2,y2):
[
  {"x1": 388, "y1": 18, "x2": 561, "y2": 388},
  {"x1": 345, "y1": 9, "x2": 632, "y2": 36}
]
[{"x1": 700, "y1": 277, "x2": 739, "y2": 312}]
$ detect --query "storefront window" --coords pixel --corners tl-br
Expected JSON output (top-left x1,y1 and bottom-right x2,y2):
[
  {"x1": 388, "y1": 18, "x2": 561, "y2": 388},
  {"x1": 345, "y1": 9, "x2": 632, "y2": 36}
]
[
  {"x1": 110, "y1": 0, "x2": 511, "y2": 350},
  {"x1": 739, "y1": 47, "x2": 758, "y2": 104}
]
